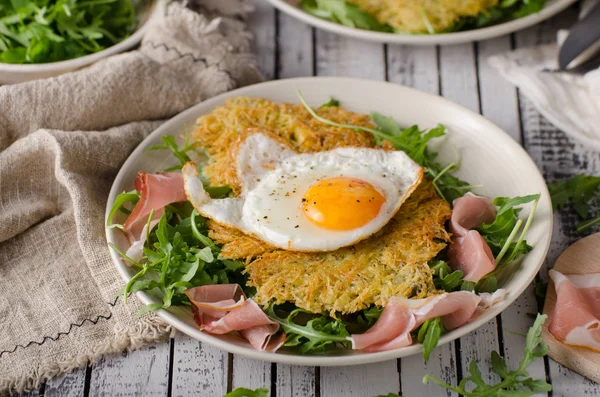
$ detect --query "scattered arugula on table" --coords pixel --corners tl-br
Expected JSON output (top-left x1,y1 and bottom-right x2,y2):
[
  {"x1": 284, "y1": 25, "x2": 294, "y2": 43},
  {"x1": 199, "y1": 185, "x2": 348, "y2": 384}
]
[
  {"x1": 424, "y1": 313, "x2": 551, "y2": 396},
  {"x1": 227, "y1": 315, "x2": 550, "y2": 397},
  {"x1": 0, "y1": 0, "x2": 136, "y2": 64},
  {"x1": 549, "y1": 174, "x2": 600, "y2": 233},
  {"x1": 222, "y1": 388, "x2": 270, "y2": 397}
]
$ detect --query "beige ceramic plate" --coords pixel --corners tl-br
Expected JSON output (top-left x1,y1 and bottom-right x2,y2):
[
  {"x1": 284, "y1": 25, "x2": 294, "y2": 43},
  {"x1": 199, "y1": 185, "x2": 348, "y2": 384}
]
[
  {"x1": 106, "y1": 77, "x2": 552, "y2": 366},
  {"x1": 266, "y1": 0, "x2": 577, "y2": 45}
]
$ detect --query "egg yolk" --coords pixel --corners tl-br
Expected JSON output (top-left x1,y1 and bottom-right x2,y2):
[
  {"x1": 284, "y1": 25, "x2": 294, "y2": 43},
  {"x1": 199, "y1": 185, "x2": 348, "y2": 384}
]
[{"x1": 301, "y1": 177, "x2": 386, "y2": 231}]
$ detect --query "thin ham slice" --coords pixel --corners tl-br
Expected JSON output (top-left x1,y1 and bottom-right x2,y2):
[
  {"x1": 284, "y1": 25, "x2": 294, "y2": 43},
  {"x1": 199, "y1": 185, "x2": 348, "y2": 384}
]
[
  {"x1": 549, "y1": 270, "x2": 600, "y2": 352},
  {"x1": 450, "y1": 192, "x2": 497, "y2": 237},
  {"x1": 448, "y1": 230, "x2": 496, "y2": 282},
  {"x1": 448, "y1": 193, "x2": 497, "y2": 282},
  {"x1": 122, "y1": 172, "x2": 187, "y2": 260},
  {"x1": 185, "y1": 284, "x2": 284, "y2": 352},
  {"x1": 349, "y1": 291, "x2": 493, "y2": 353}
]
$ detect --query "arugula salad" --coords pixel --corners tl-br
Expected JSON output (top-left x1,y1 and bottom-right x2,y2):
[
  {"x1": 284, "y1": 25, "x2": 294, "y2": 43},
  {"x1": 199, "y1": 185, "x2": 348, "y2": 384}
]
[
  {"x1": 0, "y1": 0, "x2": 137, "y2": 64},
  {"x1": 107, "y1": 94, "x2": 540, "y2": 360}
]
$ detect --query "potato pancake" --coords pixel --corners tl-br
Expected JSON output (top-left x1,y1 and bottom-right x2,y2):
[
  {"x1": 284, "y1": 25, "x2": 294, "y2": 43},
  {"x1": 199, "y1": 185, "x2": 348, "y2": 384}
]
[{"x1": 193, "y1": 97, "x2": 450, "y2": 316}]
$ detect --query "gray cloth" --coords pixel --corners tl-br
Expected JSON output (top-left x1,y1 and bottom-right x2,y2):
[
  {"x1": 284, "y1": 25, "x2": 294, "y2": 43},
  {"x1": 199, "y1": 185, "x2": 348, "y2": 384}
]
[{"x1": 0, "y1": 1, "x2": 261, "y2": 393}]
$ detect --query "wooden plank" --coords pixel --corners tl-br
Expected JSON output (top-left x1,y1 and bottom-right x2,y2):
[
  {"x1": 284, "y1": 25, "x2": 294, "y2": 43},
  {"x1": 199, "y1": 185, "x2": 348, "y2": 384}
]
[
  {"x1": 277, "y1": 13, "x2": 313, "y2": 78},
  {"x1": 386, "y1": 45, "x2": 439, "y2": 94},
  {"x1": 247, "y1": 0, "x2": 276, "y2": 79},
  {"x1": 440, "y1": 41, "x2": 503, "y2": 386},
  {"x1": 45, "y1": 367, "x2": 86, "y2": 397},
  {"x1": 315, "y1": 30, "x2": 385, "y2": 79},
  {"x1": 514, "y1": 6, "x2": 600, "y2": 395},
  {"x1": 89, "y1": 344, "x2": 170, "y2": 397},
  {"x1": 170, "y1": 335, "x2": 228, "y2": 397},
  {"x1": 320, "y1": 362, "x2": 400, "y2": 397},
  {"x1": 276, "y1": 365, "x2": 315, "y2": 397},
  {"x1": 476, "y1": 35, "x2": 547, "y2": 383},
  {"x1": 231, "y1": 356, "x2": 271, "y2": 390}
]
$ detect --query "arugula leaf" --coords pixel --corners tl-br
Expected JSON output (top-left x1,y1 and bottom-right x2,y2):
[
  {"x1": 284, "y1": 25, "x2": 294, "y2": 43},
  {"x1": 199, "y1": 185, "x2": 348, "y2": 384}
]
[
  {"x1": 0, "y1": 0, "x2": 135, "y2": 64},
  {"x1": 476, "y1": 195, "x2": 539, "y2": 292},
  {"x1": 223, "y1": 388, "x2": 270, "y2": 397},
  {"x1": 429, "y1": 260, "x2": 464, "y2": 292},
  {"x1": 148, "y1": 135, "x2": 195, "y2": 171},
  {"x1": 267, "y1": 305, "x2": 350, "y2": 353},
  {"x1": 416, "y1": 317, "x2": 445, "y2": 361},
  {"x1": 423, "y1": 313, "x2": 550, "y2": 396},
  {"x1": 300, "y1": 0, "x2": 392, "y2": 32},
  {"x1": 106, "y1": 189, "x2": 140, "y2": 228},
  {"x1": 319, "y1": 96, "x2": 340, "y2": 108}
]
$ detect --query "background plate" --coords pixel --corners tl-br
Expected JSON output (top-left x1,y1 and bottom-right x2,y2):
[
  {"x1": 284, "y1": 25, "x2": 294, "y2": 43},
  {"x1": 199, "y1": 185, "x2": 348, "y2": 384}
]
[
  {"x1": 265, "y1": 0, "x2": 577, "y2": 45},
  {"x1": 106, "y1": 77, "x2": 552, "y2": 366}
]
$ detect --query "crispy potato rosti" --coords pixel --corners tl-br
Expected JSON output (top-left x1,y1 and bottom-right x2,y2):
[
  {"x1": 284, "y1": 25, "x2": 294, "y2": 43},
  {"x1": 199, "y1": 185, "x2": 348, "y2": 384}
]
[
  {"x1": 212, "y1": 180, "x2": 451, "y2": 316},
  {"x1": 193, "y1": 97, "x2": 451, "y2": 316},
  {"x1": 348, "y1": 0, "x2": 499, "y2": 33}
]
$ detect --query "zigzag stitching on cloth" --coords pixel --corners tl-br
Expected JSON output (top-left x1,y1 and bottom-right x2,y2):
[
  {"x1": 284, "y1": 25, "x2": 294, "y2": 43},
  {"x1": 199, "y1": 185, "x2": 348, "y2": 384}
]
[
  {"x1": 144, "y1": 41, "x2": 238, "y2": 85},
  {"x1": 0, "y1": 296, "x2": 120, "y2": 358}
]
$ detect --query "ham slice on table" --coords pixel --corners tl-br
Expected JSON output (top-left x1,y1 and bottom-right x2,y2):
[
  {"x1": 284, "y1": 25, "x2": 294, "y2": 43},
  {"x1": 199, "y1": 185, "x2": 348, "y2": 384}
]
[
  {"x1": 185, "y1": 284, "x2": 285, "y2": 352},
  {"x1": 549, "y1": 270, "x2": 600, "y2": 352},
  {"x1": 448, "y1": 193, "x2": 498, "y2": 282},
  {"x1": 349, "y1": 290, "x2": 504, "y2": 352},
  {"x1": 122, "y1": 172, "x2": 187, "y2": 260}
]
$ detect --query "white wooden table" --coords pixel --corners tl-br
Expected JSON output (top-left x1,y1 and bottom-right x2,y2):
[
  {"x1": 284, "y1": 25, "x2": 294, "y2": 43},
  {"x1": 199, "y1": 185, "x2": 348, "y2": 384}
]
[{"x1": 24, "y1": 2, "x2": 600, "y2": 396}]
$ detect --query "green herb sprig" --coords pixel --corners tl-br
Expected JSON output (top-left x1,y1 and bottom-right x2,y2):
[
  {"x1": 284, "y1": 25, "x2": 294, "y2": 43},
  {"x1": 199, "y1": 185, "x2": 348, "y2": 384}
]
[{"x1": 423, "y1": 313, "x2": 550, "y2": 396}]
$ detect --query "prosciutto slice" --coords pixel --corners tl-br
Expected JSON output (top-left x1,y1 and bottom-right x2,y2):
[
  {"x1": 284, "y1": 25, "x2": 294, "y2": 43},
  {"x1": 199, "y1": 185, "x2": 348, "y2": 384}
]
[
  {"x1": 185, "y1": 284, "x2": 285, "y2": 352},
  {"x1": 448, "y1": 230, "x2": 496, "y2": 282},
  {"x1": 450, "y1": 192, "x2": 497, "y2": 237},
  {"x1": 549, "y1": 270, "x2": 600, "y2": 352},
  {"x1": 349, "y1": 291, "x2": 497, "y2": 353},
  {"x1": 448, "y1": 193, "x2": 497, "y2": 282},
  {"x1": 123, "y1": 172, "x2": 187, "y2": 260}
]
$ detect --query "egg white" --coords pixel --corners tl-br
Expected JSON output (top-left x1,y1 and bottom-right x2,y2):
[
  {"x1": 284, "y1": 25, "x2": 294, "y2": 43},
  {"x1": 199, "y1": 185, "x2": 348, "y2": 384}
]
[{"x1": 182, "y1": 132, "x2": 423, "y2": 251}]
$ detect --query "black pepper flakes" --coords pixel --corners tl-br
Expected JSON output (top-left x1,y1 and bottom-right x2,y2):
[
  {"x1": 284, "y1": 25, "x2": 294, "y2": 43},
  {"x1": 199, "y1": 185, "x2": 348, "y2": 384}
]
[{"x1": 294, "y1": 225, "x2": 299, "y2": 228}]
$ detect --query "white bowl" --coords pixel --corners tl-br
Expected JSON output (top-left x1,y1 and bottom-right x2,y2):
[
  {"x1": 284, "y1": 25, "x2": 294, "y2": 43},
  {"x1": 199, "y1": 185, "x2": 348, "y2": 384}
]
[
  {"x1": 0, "y1": 0, "x2": 158, "y2": 85},
  {"x1": 266, "y1": 0, "x2": 577, "y2": 45},
  {"x1": 106, "y1": 77, "x2": 553, "y2": 366}
]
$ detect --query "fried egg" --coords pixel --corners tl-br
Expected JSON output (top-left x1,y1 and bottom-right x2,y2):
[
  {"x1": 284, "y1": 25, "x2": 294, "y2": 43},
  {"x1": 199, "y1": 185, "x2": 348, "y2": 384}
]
[{"x1": 182, "y1": 132, "x2": 423, "y2": 251}]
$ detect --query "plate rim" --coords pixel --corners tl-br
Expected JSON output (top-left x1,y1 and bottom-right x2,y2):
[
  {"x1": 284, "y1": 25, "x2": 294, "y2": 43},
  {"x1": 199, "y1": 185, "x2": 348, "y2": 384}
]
[
  {"x1": 105, "y1": 76, "x2": 553, "y2": 366},
  {"x1": 265, "y1": 0, "x2": 578, "y2": 45}
]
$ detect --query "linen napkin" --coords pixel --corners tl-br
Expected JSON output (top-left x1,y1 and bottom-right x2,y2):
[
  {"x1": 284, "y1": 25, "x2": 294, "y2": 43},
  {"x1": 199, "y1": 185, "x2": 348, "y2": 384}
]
[
  {"x1": 0, "y1": 1, "x2": 261, "y2": 393},
  {"x1": 488, "y1": 0, "x2": 600, "y2": 150}
]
